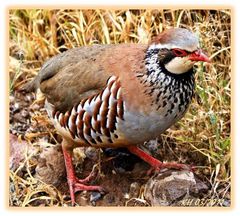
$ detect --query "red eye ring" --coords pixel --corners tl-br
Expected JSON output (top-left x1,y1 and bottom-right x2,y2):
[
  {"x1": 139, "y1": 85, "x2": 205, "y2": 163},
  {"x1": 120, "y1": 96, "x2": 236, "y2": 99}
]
[{"x1": 172, "y1": 48, "x2": 188, "y2": 57}]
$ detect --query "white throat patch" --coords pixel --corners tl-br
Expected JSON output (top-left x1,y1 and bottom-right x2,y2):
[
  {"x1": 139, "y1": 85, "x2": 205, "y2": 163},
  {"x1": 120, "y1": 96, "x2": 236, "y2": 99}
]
[{"x1": 165, "y1": 56, "x2": 195, "y2": 74}]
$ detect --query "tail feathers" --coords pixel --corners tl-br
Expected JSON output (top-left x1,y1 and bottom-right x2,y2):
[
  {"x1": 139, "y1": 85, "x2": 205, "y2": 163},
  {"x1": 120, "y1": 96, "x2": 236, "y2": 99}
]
[
  {"x1": 19, "y1": 78, "x2": 39, "y2": 93},
  {"x1": 19, "y1": 56, "x2": 59, "y2": 93}
]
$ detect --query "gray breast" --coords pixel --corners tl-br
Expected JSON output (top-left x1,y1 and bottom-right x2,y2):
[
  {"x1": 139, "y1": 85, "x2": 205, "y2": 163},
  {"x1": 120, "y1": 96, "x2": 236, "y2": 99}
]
[{"x1": 120, "y1": 70, "x2": 195, "y2": 144}]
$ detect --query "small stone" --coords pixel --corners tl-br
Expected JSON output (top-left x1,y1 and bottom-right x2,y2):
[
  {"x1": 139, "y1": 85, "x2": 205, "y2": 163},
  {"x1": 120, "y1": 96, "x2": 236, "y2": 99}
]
[
  {"x1": 25, "y1": 94, "x2": 33, "y2": 102},
  {"x1": 84, "y1": 147, "x2": 98, "y2": 161},
  {"x1": 17, "y1": 50, "x2": 25, "y2": 60},
  {"x1": 90, "y1": 191, "x2": 102, "y2": 203},
  {"x1": 13, "y1": 103, "x2": 20, "y2": 112},
  {"x1": 35, "y1": 144, "x2": 66, "y2": 187},
  {"x1": 222, "y1": 199, "x2": 231, "y2": 207},
  {"x1": 21, "y1": 109, "x2": 29, "y2": 118},
  {"x1": 129, "y1": 182, "x2": 140, "y2": 198},
  {"x1": 144, "y1": 170, "x2": 207, "y2": 206},
  {"x1": 145, "y1": 139, "x2": 159, "y2": 152},
  {"x1": 124, "y1": 193, "x2": 130, "y2": 199}
]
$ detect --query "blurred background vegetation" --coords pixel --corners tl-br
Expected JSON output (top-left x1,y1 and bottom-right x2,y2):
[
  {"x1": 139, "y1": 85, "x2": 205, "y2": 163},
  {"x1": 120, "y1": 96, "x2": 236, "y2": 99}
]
[{"x1": 9, "y1": 9, "x2": 231, "y2": 206}]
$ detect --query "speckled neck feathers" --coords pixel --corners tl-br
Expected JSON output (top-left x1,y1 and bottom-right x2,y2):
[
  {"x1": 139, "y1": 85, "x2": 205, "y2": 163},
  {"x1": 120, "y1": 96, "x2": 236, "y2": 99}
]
[{"x1": 137, "y1": 46, "x2": 195, "y2": 117}]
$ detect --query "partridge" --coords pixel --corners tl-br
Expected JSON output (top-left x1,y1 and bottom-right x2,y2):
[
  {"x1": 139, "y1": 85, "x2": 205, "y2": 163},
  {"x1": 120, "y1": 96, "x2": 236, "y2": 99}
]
[{"x1": 25, "y1": 28, "x2": 210, "y2": 205}]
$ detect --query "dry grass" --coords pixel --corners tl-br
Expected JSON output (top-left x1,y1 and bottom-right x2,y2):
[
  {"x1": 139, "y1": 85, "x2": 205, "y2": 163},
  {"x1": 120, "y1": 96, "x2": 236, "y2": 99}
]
[{"x1": 9, "y1": 9, "x2": 231, "y2": 206}]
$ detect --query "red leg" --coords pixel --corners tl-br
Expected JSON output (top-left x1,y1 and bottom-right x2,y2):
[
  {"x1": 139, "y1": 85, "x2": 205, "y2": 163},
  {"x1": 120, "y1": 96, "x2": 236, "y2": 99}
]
[
  {"x1": 62, "y1": 148, "x2": 104, "y2": 205},
  {"x1": 127, "y1": 146, "x2": 194, "y2": 171}
]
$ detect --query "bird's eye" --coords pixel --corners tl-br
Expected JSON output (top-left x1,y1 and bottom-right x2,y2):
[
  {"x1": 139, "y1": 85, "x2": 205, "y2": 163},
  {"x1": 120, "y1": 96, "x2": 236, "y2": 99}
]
[{"x1": 172, "y1": 48, "x2": 188, "y2": 57}]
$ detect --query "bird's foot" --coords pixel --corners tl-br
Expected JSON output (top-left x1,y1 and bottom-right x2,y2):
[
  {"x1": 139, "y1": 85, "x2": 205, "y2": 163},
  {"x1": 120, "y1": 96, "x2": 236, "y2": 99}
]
[
  {"x1": 68, "y1": 178, "x2": 105, "y2": 206},
  {"x1": 62, "y1": 148, "x2": 105, "y2": 206},
  {"x1": 147, "y1": 162, "x2": 195, "y2": 175},
  {"x1": 127, "y1": 146, "x2": 195, "y2": 175}
]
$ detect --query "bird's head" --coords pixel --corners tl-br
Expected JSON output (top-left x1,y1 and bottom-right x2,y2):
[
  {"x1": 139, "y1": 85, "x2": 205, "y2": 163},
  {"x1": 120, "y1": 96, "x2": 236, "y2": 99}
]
[{"x1": 148, "y1": 28, "x2": 210, "y2": 75}]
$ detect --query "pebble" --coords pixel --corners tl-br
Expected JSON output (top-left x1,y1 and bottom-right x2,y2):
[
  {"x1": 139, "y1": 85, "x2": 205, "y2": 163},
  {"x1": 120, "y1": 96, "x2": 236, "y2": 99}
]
[
  {"x1": 145, "y1": 139, "x2": 159, "y2": 153},
  {"x1": 90, "y1": 191, "x2": 102, "y2": 204},
  {"x1": 84, "y1": 147, "x2": 98, "y2": 161},
  {"x1": 144, "y1": 170, "x2": 209, "y2": 206},
  {"x1": 129, "y1": 182, "x2": 140, "y2": 198},
  {"x1": 13, "y1": 102, "x2": 20, "y2": 112},
  {"x1": 222, "y1": 199, "x2": 231, "y2": 207}
]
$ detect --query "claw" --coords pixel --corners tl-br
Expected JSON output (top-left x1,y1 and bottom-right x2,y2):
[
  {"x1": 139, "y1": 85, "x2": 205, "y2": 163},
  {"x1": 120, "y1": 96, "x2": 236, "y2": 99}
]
[
  {"x1": 62, "y1": 147, "x2": 104, "y2": 205},
  {"x1": 68, "y1": 182, "x2": 104, "y2": 205},
  {"x1": 76, "y1": 168, "x2": 97, "y2": 184},
  {"x1": 73, "y1": 183, "x2": 104, "y2": 194}
]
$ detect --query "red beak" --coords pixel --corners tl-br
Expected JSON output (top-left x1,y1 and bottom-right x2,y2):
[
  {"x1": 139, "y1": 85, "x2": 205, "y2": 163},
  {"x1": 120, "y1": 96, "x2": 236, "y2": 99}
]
[{"x1": 188, "y1": 49, "x2": 210, "y2": 63}]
